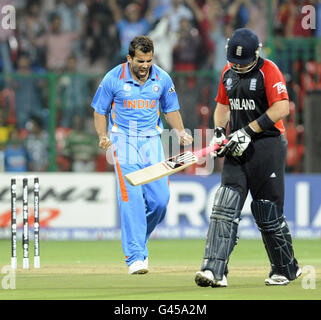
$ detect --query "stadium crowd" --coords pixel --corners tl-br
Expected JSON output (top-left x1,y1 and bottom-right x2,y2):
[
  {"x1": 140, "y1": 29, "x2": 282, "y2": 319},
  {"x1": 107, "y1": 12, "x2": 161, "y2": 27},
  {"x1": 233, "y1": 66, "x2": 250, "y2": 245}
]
[{"x1": 0, "y1": 0, "x2": 319, "y2": 172}]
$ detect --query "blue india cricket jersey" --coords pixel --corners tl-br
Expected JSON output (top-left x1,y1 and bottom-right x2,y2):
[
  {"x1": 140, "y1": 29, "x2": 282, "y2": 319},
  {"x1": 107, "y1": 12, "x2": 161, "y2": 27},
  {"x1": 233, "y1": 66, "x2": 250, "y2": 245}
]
[
  {"x1": 91, "y1": 62, "x2": 180, "y2": 136},
  {"x1": 92, "y1": 62, "x2": 175, "y2": 265}
]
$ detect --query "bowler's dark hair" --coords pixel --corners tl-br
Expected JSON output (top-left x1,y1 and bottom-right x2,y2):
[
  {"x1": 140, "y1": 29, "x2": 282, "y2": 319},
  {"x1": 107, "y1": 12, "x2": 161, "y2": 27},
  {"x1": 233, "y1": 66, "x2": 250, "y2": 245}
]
[{"x1": 128, "y1": 36, "x2": 154, "y2": 58}]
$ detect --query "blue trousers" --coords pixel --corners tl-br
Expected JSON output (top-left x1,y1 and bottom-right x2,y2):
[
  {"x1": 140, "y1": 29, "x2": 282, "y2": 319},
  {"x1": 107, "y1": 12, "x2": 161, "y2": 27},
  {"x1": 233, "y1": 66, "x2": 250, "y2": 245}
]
[{"x1": 110, "y1": 133, "x2": 170, "y2": 266}]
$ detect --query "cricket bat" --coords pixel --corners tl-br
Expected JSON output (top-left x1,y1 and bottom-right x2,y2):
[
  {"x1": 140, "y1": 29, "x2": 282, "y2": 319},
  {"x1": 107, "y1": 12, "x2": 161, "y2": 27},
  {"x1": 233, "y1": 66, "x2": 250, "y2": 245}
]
[{"x1": 125, "y1": 140, "x2": 228, "y2": 186}]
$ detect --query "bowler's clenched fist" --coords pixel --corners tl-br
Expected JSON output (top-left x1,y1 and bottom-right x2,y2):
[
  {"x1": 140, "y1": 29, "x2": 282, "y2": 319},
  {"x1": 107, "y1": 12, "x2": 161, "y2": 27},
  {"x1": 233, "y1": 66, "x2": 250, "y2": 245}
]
[
  {"x1": 99, "y1": 136, "x2": 112, "y2": 150},
  {"x1": 177, "y1": 130, "x2": 193, "y2": 146}
]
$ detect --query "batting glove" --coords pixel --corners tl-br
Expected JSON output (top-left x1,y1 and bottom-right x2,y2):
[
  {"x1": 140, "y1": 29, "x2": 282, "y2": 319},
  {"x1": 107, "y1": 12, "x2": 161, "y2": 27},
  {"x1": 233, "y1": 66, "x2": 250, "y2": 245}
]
[
  {"x1": 222, "y1": 125, "x2": 256, "y2": 157},
  {"x1": 209, "y1": 127, "x2": 226, "y2": 158}
]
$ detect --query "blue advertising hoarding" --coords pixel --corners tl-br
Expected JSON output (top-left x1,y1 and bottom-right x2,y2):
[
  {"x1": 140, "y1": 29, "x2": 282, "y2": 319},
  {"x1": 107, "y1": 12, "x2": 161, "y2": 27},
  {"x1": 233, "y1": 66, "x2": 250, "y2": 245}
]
[
  {"x1": 152, "y1": 174, "x2": 321, "y2": 239},
  {"x1": 1, "y1": 173, "x2": 319, "y2": 240}
]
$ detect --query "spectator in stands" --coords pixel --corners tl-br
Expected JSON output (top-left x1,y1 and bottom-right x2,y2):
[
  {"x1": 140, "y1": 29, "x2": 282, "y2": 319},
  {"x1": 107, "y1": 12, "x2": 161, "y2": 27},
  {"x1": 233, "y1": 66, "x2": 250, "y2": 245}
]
[
  {"x1": 17, "y1": 0, "x2": 47, "y2": 70},
  {"x1": 227, "y1": 0, "x2": 250, "y2": 29},
  {"x1": 56, "y1": 0, "x2": 87, "y2": 63},
  {"x1": 0, "y1": 108, "x2": 11, "y2": 149},
  {"x1": 31, "y1": 13, "x2": 80, "y2": 71},
  {"x1": 108, "y1": 0, "x2": 156, "y2": 62},
  {"x1": 62, "y1": 114, "x2": 99, "y2": 172},
  {"x1": 151, "y1": 0, "x2": 172, "y2": 22},
  {"x1": 4, "y1": 128, "x2": 30, "y2": 172},
  {"x1": 173, "y1": 17, "x2": 201, "y2": 88},
  {"x1": 148, "y1": 15, "x2": 177, "y2": 72},
  {"x1": 209, "y1": 2, "x2": 229, "y2": 68},
  {"x1": 168, "y1": 0, "x2": 194, "y2": 33},
  {"x1": 185, "y1": 0, "x2": 215, "y2": 70},
  {"x1": 25, "y1": 116, "x2": 49, "y2": 172},
  {"x1": 0, "y1": 109, "x2": 12, "y2": 171},
  {"x1": 208, "y1": 1, "x2": 234, "y2": 94},
  {"x1": 10, "y1": 53, "x2": 45, "y2": 129},
  {"x1": 40, "y1": 0, "x2": 56, "y2": 13},
  {"x1": 56, "y1": 0, "x2": 86, "y2": 32},
  {"x1": 58, "y1": 55, "x2": 90, "y2": 128},
  {"x1": 84, "y1": 0, "x2": 119, "y2": 71},
  {"x1": 246, "y1": 0, "x2": 268, "y2": 45}
]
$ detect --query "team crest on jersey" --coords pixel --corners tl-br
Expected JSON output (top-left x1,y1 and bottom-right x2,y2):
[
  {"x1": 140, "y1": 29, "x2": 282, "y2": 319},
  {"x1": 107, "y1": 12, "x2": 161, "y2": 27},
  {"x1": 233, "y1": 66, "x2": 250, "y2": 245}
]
[
  {"x1": 226, "y1": 78, "x2": 233, "y2": 91},
  {"x1": 249, "y1": 78, "x2": 257, "y2": 91},
  {"x1": 152, "y1": 84, "x2": 160, "y2": 93},
  {"x1": 123, "y1": 83, "x2": 131, "y2": 91}
]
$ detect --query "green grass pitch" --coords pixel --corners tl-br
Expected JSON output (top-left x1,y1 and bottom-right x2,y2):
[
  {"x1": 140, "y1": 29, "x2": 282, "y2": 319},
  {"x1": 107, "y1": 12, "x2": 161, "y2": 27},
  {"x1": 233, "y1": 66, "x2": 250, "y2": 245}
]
[{"x1": 0, "y1": 239, "x2": 320, "y2": 300}]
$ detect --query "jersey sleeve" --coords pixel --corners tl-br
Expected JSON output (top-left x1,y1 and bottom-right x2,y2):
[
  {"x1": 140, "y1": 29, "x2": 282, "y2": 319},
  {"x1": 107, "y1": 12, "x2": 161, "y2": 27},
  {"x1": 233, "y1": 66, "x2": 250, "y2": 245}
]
[
  {"x1": 160, "y1": 74, "x2": 180, "y2": 113},
  {"x1": 261, "y1": 60, "x2": 289, "y2": 106},
  {"x1": 215, "y1": 65, "x2": 230, "y2": 105},
  {"x1": 91, "y1": 74, "x2": 115, "y2": 115}
]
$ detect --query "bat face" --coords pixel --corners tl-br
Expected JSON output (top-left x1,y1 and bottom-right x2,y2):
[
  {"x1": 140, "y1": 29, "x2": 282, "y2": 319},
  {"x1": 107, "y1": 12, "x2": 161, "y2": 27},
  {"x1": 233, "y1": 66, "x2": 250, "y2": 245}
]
[
  {"x1": 124, "y1": 141, "x2": 226, "y2": 186},
  {"x1": 164, "y1": 151, "x2": 198, "y2": 169},
  {"x1": 125, "y1": 151, "x2": 199, "y2": 186}
]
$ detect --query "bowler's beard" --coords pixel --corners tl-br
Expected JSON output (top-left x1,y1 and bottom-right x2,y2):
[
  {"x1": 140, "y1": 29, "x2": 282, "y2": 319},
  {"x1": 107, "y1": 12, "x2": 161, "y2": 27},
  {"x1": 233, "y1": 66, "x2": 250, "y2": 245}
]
[{"x1": 132, "y1": 65, "x2": 150, "y2": 80}]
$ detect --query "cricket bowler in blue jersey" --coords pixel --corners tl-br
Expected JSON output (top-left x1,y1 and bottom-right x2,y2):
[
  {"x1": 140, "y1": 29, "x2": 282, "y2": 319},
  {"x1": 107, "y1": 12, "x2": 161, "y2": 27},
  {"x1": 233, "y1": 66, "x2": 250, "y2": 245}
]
[{"x1": 91, "y1": 36, "x2": 193, "y2": 274}]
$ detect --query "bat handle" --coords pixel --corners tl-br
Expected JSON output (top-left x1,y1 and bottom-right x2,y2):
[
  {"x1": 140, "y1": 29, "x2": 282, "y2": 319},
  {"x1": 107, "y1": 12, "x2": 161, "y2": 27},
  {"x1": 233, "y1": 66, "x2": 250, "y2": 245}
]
[{"x1": 194, "y1": 139, "x2": 229, "y2": 158}]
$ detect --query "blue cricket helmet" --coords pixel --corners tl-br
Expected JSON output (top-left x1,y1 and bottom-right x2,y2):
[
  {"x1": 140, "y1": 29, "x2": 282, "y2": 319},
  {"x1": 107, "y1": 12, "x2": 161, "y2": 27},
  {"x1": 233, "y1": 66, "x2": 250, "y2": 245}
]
[{"x1": 226, "y1": 28, "x2": 262, "y2": 73}]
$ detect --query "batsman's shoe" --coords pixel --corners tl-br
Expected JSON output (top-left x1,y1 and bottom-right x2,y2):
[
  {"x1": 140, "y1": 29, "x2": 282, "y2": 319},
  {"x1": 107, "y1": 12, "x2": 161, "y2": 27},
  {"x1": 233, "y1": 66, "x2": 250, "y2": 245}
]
[
  {"x1": 265, "y1": 268, "x2": 302, "y2": 286},
  {"x1": 144, "y1": 257, "x2": 148, "y2": 269},
  {"x1": 195, "y1": 270, "x2": 228, "y2": 288},
  {"x1": 128, "y1": 260, "x2": 149, "y2": 275}
]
